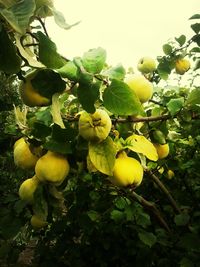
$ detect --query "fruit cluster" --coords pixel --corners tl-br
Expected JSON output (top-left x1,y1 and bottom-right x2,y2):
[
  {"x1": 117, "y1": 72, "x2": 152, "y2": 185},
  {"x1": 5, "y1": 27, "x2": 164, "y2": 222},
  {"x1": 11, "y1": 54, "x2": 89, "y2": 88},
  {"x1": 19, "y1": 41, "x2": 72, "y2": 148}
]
[{"x1": 14, "y1": 137, "x2": 70, "y2": 229}]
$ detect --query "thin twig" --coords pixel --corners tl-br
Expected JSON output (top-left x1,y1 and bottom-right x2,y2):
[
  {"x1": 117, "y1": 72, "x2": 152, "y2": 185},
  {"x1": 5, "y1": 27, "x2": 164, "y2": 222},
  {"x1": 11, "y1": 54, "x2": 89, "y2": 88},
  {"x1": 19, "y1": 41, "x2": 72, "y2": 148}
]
[
  {"x1": 129, "y1": 189, "x2": 171, "y2": 233},
  {"x1": 146, "y1": 170, "x2": 181, "y2": 214}
]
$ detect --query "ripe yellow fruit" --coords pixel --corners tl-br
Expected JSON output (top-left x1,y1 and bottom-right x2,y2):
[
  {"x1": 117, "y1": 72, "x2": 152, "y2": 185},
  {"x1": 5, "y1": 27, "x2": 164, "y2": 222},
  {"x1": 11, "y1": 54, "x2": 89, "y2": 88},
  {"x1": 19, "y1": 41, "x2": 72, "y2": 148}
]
[
  {"x1": 78, "y1": 109, "x2": 112, "y2": 142},
  {"x1": 137, "y1": 57, "x2": 157, "y2": 74},
  {"x1": 35, "y1": 151, "x2": 70, "y2": 185},
  {"x1": 111, "y1": 152, "x2": 143, "y2": 187},
  {"x1": 19, "y1": 176, "x2": 39, "y2": 203},
  {"x1": 153, "y1": 143, "x2": 169, "y2": 159},
  {"x1": 30, "y1": 214, "x2": 48, "y2": 229},
  {"x1": 175, "y1": 58, "x2": 190, "y2": 75},
  {"x1": 124, "y1": 74, "x2": 153, "y2": 103},
  {"x1": 167, "y1": 169, "x2": 175, "y2": 179},
  {"x1": 19, "y1": 71, "x2": 51, "y2": 107},
  {"x1": 14, "y1": 138, "x2": 41, "y2": 170}
]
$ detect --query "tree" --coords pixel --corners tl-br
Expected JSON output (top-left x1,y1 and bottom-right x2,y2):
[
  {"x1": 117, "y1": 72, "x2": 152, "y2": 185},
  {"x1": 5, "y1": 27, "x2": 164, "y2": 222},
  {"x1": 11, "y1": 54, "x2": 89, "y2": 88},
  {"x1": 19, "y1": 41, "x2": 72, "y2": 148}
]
[{"x1": 0, "y1": 1, "x2": 200, "y2": 266}]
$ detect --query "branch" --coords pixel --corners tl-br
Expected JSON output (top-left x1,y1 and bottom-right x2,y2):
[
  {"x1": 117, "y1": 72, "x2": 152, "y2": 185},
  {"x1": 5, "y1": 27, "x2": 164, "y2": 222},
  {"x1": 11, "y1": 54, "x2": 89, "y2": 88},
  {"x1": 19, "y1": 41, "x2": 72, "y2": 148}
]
[
  {"x1": 146, "y1": 170, "x2": 181, "y2": 214},
  {"x1": 35, "y1": 16, "x2": 49, "y2": 37},
  {"x1": 129, "y1": 189, "x2": 171, "y2": 233}
]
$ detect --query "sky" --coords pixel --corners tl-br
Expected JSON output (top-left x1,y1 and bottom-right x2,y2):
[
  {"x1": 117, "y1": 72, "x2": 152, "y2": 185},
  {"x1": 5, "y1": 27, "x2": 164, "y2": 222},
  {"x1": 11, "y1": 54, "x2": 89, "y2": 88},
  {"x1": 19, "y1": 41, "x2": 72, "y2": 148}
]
[{"x1": 46, "y1": 0, "x2": 199, "y2": 69}]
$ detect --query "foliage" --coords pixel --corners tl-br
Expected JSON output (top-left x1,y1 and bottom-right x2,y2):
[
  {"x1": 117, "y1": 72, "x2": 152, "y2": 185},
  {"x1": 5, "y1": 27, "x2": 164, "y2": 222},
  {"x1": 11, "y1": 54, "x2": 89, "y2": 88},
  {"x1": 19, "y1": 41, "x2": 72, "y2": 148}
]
[{"x1": 0, "y1": 2, "x2": 200, "y2": 266}]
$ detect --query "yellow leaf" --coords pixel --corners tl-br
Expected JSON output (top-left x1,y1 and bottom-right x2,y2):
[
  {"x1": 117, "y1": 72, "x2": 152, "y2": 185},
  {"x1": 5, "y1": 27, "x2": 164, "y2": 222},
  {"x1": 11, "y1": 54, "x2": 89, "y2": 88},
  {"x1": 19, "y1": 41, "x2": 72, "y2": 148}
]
[
  {"x1": 51, "y1": 93, "x2": 65, "y2": 129},
  {"x1": 89, "y1": 137, "x2": 117, "y2": 176},
  {"x1": 125, "y1": 134, "x2": 158, "y2": 161}
]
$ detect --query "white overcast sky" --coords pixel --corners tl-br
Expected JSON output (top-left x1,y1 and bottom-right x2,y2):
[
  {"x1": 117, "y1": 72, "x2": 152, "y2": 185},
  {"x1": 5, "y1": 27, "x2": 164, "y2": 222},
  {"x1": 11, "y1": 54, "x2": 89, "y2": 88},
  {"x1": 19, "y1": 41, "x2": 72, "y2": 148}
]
[{"x1": 46, "y1": 0, "x2": 199, "y2": 69}]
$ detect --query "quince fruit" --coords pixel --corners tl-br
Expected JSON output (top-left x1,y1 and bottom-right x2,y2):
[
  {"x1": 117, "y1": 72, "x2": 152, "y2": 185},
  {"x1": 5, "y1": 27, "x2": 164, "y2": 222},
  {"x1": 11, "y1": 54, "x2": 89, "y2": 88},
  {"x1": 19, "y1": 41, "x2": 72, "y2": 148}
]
[
  {"x1": 167, "y1": 169, "x2": 174, "y2": 179},
  {"x1": 137, "y1": 57, "x2": 156, "y2": 73},
  {"x1": 125, "y1": 74, "x2": 153, "y2": 103},
  {"x1": 19, "y1": 175, "x2": 39, "y2": 203},
  {"x1": 78, "y1": 109, "x2": 112, "y2": 142},
  {"x1": 14, "y1": 138, "x2": 42, "y2": 169},
  {"x1": 153, "y1": 143, "x2": 169, "y2": 159},
  {"x1": 111, "y1": 152, "x2": 143, "y2": 187},
  {"x1": 31, "y1": 214, "x2": 48, "y2": 229},
  {"x1": 19, "y1": 71, "x2": 51, "y2": 107},
  {"x1": 35, "y1": 151, "x2": 70, "y2": 185},
  {"x1": 175, "y1": 58, "x2": 190, "y2": 75}
]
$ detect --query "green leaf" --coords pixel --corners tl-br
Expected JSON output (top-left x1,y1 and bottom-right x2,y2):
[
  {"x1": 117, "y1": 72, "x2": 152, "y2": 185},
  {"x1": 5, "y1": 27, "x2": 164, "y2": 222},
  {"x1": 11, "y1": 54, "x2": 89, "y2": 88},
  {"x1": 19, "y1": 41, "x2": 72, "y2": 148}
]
[
  {"x1": 82, "y1": 47, "x2": 107, "y2": 74},
  {"x1": 77, "y1": 80, "x2": 101, "y2": 113},
  {"x1": 103, "y1": 79, "x2": 143, "y2": 116},
  {"x1": 52, "y1": 8, "x2": 80, "y2": 30},
  {"x1": 31, "y1": 122, "x2": 51, "y2": 138},
  {"x1": 0, "y1": 26, "x2": 21, "y2": 74},
  {"x1": 150, "y1": 130, "x2": 166, "y2": 145},
  {"x1": 89, "y1": 136, "x2": 117, "y2": 176},
  {"x1": 190, "y1": 47, "x2": 200, "y2": 53},
  {"x1": 43, "y1": 139, "x2": 72, "y2": 155},
  {"x1": 37, "y1": 31, "x2": 66, "y2": 69},
  {"x1": 186, "y1": 88, "x2": 200, "y2": 110},
  {"x1": 174, "y1": 213, "x2": 190, "y2": 226},
  {"x1": 57, "y1": 61, "x2": 79, "y2": 81},
  {"x1": 114, "y1": 196, "x2": 130, "y2": 210},
  {"x1": 189, "y1": 14, "x2": 200, "y2": 20},
  {"x1": 166, "y1": 97, "x2": 184, "y2": 116},
  {"x1": 87, "y1": 210, "x2": 100, "y2": 222},
  {"x1": 0, "y1": 0, "x2": 35, "y2": 34},
  {"x1": 110, "y1": 209, "x2": 124, "y2": 222},
  {"x1": 102, "y1": 64, "x2": 126, "y2": 80},
  {"x1": 162, "y1": 44, "x2": 173, "y2": 55},
  {"x1": 175, "y1": 35, "x2": 186, "y2": 46},
  {"x1": 157, "y1": 60, "x2": 173, "y2": 79},
  {"x1": 191, "y1": 23, "x2": 200, "y2": 34},
  {"x1": 31, "y1": 69, "x2": 66, "y2": 98},
  {"x1": 192, "y1": 34, "x2": 200, "y2": 46},
  {"x1": 125, "y1": 134, "x2": 158, "y2": 161},
  {"x1": 15, "y1": 33, "x2": 45, "y2": 68},
  {"x1": 138, "y1": 231, "x2": 157, "y2": 248},
  {"x1": 51, "y1": 123, "x2": 77, "y2": 143},
  {"x1": 33, "y1": 185, "x2": 48, "y2": 221}
]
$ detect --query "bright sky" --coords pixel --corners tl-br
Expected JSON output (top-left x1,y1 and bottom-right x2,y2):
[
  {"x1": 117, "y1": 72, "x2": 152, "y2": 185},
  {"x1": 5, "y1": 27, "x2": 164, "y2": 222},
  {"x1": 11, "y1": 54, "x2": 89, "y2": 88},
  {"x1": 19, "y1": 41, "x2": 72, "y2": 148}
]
[{"x1": 46, "y1": 0, "x2": 199, "y2": 69}]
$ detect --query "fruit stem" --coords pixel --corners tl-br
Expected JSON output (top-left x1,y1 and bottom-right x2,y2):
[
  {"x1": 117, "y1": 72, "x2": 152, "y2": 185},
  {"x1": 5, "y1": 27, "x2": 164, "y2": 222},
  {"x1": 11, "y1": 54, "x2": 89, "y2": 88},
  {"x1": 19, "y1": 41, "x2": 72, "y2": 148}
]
[{"x1": 146, "y1": 170, "x2": 181, "y2": 214}]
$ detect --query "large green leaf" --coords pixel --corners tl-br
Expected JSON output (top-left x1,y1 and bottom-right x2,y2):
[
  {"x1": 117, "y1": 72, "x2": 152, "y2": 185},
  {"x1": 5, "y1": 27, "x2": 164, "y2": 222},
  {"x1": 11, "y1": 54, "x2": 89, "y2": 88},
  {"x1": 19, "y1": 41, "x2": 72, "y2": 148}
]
[
  {"x1": 102, "y1": 63, "x2": 126, "y2": 80},
  {"x1": 31, "y1": 69, "x2": 66, "y2": 98},
  {"x1": 103, "y1": 79, "x2": 143, "y2": 116},
  {"x1": 186, "y1": 87, "x2": 200, "y2": 110},
  {"x1": 0, "y1": 0, "x2": 35, "y2": 34},
  {"x1": 37, "y1": 31, "x2": 66, "y2": 69},
  {"x1": 138, "y1": 231, "x2": 157, "y2": 248},
  {"x1": 57, "y1": 61, "x2": 79, "y2": 81},
  {"x1": 82, "y1": 47, "x2": 107, "y2": 74},
  {"x1": 77, "y1": 80, "x2": 101, "y2": 113},
  {"x1": 89, "y1": 137, "x2": 117, "y2": 176},
  {"x1": 0, "y1": 26, "x2": 21, "y2": 74},
  {"x1": 167, "y1": 97, "x2": 184, "y2": 116}
]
